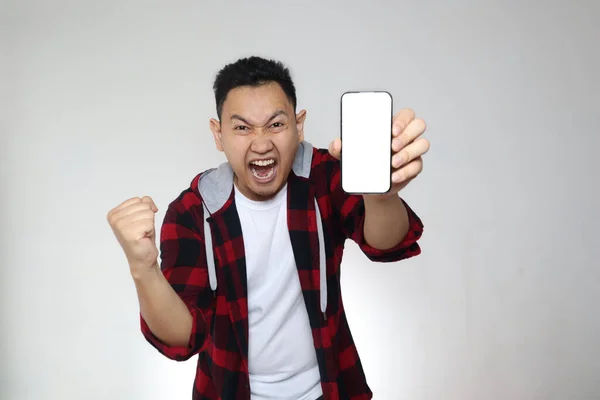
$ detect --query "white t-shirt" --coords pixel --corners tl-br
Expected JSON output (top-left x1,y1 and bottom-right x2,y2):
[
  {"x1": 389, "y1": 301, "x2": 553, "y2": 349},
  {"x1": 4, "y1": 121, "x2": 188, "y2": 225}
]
[{"x1": 234, "y1": 183, "x2": 323, "y2": 400}]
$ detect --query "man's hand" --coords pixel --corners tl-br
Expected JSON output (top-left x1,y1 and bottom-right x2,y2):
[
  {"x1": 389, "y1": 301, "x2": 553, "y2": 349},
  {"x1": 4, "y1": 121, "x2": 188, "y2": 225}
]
[
  {"x1": 328, "y1": 108, "x2": 428, "y2": 249},
  {"x1": 328, "y1": 108, "x2": 429, "y2": 199},
  {"x1": 107, "y1": 196, "x2": 160, "y2": 278}
]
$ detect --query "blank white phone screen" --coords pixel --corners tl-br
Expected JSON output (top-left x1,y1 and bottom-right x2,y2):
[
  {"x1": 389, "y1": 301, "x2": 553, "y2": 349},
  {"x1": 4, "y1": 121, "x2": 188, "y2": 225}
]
[{"x1": 341, "y1": 91, "x2": 392, "y2": 194}]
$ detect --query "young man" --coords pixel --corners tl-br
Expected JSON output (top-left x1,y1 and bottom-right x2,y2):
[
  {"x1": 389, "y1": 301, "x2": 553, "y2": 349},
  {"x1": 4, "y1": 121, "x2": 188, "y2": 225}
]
[{"x1": 107, "y1": 56, "x2": 429, "y2": 400}]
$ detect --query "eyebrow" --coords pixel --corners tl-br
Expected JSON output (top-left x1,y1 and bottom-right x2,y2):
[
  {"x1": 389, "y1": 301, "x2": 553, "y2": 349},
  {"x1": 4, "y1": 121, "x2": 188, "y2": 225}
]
[{"x1": 230, "y1": 110, "x2": 288, "y2": 125}]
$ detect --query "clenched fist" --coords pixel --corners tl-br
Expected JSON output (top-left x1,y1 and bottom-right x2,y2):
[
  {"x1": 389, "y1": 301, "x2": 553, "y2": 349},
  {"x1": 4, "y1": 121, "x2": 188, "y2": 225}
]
[{"x1": 107, "y1": 196, "x2": 160, "y2": 277}]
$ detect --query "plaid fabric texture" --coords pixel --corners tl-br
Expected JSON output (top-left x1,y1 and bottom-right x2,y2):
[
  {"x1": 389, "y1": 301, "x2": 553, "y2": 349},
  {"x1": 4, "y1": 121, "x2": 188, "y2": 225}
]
[{"x1": 140, "y1": 148, "x2": 424, "y2": 399}]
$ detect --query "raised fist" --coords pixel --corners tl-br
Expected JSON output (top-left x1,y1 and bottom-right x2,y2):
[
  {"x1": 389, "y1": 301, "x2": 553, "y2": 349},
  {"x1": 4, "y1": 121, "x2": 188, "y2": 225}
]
[{"x1": 107, "y1": 196, "x2": 159, "y2": 276}]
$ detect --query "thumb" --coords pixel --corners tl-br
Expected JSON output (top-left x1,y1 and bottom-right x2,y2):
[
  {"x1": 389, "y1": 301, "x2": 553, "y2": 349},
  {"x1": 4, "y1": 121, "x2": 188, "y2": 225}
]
[
  {"x1": 141, "y1": 196, "x2": 158, "y2": 213},
  {"x1": 328, "y1": 138, "x2": 342, "y2": 160}
]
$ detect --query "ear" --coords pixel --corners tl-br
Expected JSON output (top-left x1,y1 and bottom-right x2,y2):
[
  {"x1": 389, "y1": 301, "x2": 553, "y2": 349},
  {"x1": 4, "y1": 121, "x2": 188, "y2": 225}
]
[
  {"x1": 209, "y1": 118, "x2": 223, "y2": 152},
  {"x1": 295, "y1": 109, "x2": 307, "y2": 142}
]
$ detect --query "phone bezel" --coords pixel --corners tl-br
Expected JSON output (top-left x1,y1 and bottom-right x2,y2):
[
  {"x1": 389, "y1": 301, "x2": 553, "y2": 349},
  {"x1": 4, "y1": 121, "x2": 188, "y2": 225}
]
[{"x1": 339, "y1": 90, "x2": 393, "y2": 195}]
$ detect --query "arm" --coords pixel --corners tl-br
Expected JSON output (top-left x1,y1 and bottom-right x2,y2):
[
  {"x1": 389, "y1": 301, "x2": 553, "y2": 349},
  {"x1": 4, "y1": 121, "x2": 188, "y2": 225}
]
[
  {"x1": 139, "y1": 194, "x2": 212, "y2": 361},
  {"x1": 326, "y1": 107, "x2": 428, "y2": 259},
  {"x1": 326, "y1": 150, "x2": 423, "y2": 262},
  {"x1": 133, "y1": 264, "x2": 193, "y2": 348},
  {"x1": 363, "y1": 194, "x2": 409, "y2": 250}
]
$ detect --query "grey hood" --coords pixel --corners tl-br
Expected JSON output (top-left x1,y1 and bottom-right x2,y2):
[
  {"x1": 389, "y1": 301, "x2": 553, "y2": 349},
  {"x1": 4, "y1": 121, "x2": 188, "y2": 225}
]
[{"x1": 198, "y1": 141, "x2": 328, "y2": 318}]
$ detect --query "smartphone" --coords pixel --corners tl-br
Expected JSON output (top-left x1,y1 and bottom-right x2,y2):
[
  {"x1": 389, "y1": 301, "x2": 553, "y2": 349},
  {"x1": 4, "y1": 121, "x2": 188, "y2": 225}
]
[{"x1": 340, "y1": 91, "x2": 393, "y2": 194}]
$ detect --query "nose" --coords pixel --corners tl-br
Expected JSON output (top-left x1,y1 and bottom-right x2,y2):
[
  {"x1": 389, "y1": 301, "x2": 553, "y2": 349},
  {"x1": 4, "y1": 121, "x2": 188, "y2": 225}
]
[{"x1": 250, "y1": 131, "x2": 274, "y2": 154}]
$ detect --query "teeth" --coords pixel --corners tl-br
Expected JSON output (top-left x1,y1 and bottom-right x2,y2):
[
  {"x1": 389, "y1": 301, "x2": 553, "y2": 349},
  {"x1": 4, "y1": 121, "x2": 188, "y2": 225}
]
[
  {"x1": 251, "y1": 166, "x2": 275, "y2": 180},
  {"x1": 250, "y1": 159, "x2": 275, "y2": 167}
]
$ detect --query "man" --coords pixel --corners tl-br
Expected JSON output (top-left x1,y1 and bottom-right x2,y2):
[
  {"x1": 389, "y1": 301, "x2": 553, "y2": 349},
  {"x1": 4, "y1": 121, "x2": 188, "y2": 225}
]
[{"x1": 107, "y1": 56, "x2": 429, "y2": 400}]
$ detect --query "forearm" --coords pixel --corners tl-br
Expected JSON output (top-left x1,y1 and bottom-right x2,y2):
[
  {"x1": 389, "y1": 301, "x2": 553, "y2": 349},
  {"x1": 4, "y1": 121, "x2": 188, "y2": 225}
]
[
  {"x1": 132, "y1": 262, "x2": 193, "y2": 347},
  {"x1": 363, "y1": 195, "x2": 410, "y2": 250}
]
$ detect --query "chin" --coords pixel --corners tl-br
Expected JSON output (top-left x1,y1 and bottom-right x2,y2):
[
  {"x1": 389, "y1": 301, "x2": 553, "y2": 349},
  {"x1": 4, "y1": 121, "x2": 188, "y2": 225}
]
[{"x1": 249, "y1": 180, "x2": 283, "y2": 198}]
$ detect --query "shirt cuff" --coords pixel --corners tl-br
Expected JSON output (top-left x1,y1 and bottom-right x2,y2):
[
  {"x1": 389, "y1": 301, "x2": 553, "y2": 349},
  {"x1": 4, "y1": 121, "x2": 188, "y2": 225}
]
[
  {"x1": 140, "y1": 302, "x2": 206, "y2": 361},
  {"x1": 356, "y1": 197, "x2": 424, "y2": 262}
]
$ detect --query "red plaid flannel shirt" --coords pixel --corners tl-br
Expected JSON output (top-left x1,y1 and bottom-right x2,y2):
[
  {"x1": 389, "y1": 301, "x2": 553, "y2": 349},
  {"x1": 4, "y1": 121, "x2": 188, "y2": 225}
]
[{"x1": 140, "y1": 144, "x2": 423, "y2": 400}]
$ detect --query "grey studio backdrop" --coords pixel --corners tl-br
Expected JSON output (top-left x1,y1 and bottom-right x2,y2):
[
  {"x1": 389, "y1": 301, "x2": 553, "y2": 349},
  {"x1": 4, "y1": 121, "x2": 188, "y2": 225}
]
[{"x1": 1, "y1": 1, "x2": 599, "y2": 399}]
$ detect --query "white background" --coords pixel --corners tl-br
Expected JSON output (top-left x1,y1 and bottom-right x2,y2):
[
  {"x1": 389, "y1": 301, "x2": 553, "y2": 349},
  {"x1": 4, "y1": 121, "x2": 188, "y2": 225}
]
[{"x1": 1, "y1": 1, "x2": 599, "y2": 399}]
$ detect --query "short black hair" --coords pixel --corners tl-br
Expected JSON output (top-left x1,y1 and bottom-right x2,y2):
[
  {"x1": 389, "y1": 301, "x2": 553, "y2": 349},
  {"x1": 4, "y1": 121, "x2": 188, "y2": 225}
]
[{"x1": 212, "y1": 56, "x2": 297, "y2": 120}]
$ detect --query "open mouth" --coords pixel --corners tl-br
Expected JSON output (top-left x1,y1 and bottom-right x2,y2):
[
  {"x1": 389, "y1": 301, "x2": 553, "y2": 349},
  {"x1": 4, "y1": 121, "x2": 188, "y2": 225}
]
[{"x1": 249, "y1": 158, "x2": 277, "y2": 182}]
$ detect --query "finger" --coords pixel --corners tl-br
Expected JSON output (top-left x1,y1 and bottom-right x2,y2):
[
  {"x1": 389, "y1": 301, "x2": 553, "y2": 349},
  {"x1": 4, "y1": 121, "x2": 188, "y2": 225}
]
[
  {"x1": 113, "y1": 209, "x2": 155, "y2": 232},
  {"x1": 110, "y1": 202, "x2": 153, "y2": 224},
  {"x1": 392, "y1": 137, "x2": 430, "y2": 168},
  {"x1": 392, "y1": 118, "x2": 426, "y2": 152},
  {"x1": 141, "y1": 196, "x2": 158, "y2": 212},
  {"x1": 107, "y1": 197, "x2": 142, "y2": 220},
  {"x1": 121, "y1": 209, "x2": 155, "y2": 226},
  {"x1": 392, "y1": 157, "x2": 423, "y2": 183},
  {"x1": 328, "y1": 138, "x2": 341, "y2": 160},
  {"x1": 392, "y1": 108, "x2": 416, "y2": 137}
]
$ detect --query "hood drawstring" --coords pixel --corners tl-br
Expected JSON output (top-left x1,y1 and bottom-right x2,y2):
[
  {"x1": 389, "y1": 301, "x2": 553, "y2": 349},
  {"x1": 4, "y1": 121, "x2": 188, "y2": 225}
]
[
  {"x1": 203, "y1": 197, "x2": 328, "y2": 319},
  {"x1": 203, "y1": 204, "x2": 218, "y2": 296},
  {"x1": 313, "y1": 197, "x2": 327, "y2": 320}
]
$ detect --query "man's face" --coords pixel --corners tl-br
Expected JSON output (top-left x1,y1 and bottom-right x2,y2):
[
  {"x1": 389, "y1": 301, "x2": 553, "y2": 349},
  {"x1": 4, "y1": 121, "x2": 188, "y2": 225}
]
[{"x1": 210, "y1": 82, "x2": 306, "y2": 201}]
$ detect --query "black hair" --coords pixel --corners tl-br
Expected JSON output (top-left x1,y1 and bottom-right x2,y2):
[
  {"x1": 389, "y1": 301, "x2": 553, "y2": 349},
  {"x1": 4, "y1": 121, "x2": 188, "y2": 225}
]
[{"x1": 212, "y1": 56, "x2": 297, "y2": 120}]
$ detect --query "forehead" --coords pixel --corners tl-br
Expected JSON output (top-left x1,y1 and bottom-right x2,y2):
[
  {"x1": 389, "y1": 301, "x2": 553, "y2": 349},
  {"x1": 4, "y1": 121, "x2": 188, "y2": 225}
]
[{"x1": 221, "y1": 82, "x2": 292, "y2": 121}]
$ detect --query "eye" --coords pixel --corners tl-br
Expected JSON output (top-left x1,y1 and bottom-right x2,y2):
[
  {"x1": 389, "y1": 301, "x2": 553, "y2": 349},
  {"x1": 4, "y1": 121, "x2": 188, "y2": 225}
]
[
  {"x1": 234, "y1": 125, "x2": 249, "y2": 131},
  {"x1": 271, "y1": 122, "x2": 285, "y2": 128}
]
